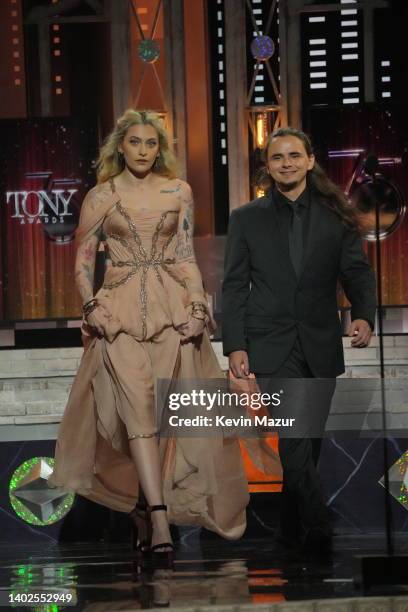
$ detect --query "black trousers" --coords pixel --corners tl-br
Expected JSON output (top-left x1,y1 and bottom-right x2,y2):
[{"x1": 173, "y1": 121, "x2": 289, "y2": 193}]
[{"x1": 256, "y1": 338, "x2": 336, "y2": 540}]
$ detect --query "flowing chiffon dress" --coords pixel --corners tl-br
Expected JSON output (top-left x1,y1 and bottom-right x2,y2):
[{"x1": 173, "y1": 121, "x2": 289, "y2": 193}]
[{"x1": 49, "y1": 179, "x2": 250, "y2": 539}]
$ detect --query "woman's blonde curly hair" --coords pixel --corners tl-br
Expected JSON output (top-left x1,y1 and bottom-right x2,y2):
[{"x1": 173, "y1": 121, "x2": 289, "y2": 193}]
[{"x1": 95, "y1": 109, "x2": 178, "y2": 183}]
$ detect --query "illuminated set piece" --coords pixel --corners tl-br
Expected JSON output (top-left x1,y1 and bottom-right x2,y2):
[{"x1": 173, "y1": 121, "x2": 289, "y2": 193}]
[
  {"x1": 138, "y1": 39, "x2": 160, "y2": 63},
  {"x1": 250, "y1": 35, "x2": 275, "y2": 61},
  {"x1": 9, "y1": 457, "x2": 74, "y2": 526},
  {"x1": 379, "y1": 450, "x2": 408, "y2": 511}
]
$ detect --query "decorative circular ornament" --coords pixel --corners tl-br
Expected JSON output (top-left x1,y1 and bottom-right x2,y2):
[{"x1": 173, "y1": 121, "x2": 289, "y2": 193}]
[
  {"x1": 250, "y1": 35, "x2": 275, "y2": 61},
  {"x1": 138, "y1": 39, "x2": 160, "y2": 64},
  {"x1": 350, "y1": 175, "x2": 406, "y2": 241},
  {"x1": 9, "y1": 457, "x2": 75, "y2": 526}
]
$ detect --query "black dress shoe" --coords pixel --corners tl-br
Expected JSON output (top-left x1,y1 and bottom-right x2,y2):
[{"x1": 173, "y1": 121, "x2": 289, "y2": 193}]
[
  {"x1": 274, "y1": 530, "x2": 301, "y2": 553},
  {"x1": 301, "y1": 526, "x2": 332, "y2": 555}
]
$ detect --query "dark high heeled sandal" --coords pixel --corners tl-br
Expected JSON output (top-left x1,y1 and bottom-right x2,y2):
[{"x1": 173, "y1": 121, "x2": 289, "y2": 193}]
[
  {"x1": 129, "y1": 502, "x2": 152, "y2": 555},
  {"x1": 148, "y1": 505, "x2": 174, "y2": 564}
]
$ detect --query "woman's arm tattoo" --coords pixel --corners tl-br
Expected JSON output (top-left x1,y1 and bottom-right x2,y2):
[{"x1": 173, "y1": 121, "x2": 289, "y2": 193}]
[
  {"x1": 75, "y1": 235, "x2": 99, "y2": 303},
  {"x1": 176, "y1": 198, "x2": 195, "y2": 261}
]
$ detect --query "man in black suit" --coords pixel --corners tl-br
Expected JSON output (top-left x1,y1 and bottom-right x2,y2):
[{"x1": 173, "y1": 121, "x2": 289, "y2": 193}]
[{"x1": 222, "y1": 127, "x2": 376, "y2": 553}]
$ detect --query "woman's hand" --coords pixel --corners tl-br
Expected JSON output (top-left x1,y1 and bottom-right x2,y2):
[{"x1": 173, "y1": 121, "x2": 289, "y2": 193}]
[
  {"x1": 178, "y1": 316, "x2": 205, "y2": 342},
  {"x1": 84, "y1": 305, "x2": 111, "y2": 337}
]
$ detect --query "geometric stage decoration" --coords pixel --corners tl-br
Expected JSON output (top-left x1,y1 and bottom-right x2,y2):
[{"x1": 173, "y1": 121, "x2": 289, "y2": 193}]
[
  {"x1": 250, "y1": 35, "x2": 275, "y2": 62},
  {"x1": 379, "y1": 449, "x2": 408, "y2": 512},
  {"x1": 9, "y1": 457, "x2": 75, "y2": 526},
  {"x1": 137, "y1": 39, "x2": 160, "y2": 64}
]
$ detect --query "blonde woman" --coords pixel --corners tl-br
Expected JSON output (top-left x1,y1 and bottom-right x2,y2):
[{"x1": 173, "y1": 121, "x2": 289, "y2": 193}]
[{"x1": 49, "y1": 110, "x2": 249, "y2": 561}]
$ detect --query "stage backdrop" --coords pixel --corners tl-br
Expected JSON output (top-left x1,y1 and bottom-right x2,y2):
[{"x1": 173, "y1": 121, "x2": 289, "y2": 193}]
[
  {"x1": 308, "y1": 104, "x2": 408, "y2": 306},
  {"x1": 0, "y1": 118, "x2": 98, "y2": 322},
  {"x1": 2, "y1": 107, "x2": 407, "y2": 322}
]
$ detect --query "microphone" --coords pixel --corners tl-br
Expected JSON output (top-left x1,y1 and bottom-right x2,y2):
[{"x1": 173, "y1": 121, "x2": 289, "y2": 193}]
[{"x1": 363, "y1": 154, "x2": 379, "y2": 177}]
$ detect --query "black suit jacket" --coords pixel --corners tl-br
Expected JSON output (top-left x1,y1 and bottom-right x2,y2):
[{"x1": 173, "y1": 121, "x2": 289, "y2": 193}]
[{"x1": 222, "y1": 191, "x2": 377, "y2": 377}]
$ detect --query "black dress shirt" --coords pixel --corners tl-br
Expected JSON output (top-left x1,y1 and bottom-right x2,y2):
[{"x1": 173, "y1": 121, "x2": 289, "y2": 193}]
[{"x1": 274, "y1": 186, "x2": 311, "y2": 279}]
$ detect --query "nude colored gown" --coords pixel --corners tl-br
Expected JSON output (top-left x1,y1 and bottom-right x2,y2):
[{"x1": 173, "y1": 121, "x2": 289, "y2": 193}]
[{"x1": 49, "y1": 178, "x2": 250, "y2": 539}]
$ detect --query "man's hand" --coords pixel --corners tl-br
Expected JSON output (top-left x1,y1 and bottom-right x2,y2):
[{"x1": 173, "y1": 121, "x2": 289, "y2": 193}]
[
  {"x1": 229, "y1": 350, "x2": 250, "y2": 378},
  {"x1": 348, "y1": 319, "x2": 372, "y2": 348}
]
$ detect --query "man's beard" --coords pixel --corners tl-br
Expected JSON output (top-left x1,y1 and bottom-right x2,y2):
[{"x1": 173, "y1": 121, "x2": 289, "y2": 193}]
[{"x1": 276, "y1": 179, "x2": 299, "y2": 192}]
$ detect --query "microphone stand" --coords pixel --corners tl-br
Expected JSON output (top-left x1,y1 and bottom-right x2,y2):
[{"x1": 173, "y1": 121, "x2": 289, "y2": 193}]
[
  {"x1": 355, "y1": 159, "x2": 407, "y2": 590},
  {"x1": 370, "y1": 166, "x2": 393, "y2": 558},
  {"x1": 354, "y1": 156, "x2": 408, "y2": 589}
]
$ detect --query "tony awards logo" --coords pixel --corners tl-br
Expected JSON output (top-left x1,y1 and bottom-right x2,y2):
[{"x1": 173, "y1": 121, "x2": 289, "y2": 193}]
[
  {"x1": 6, "y1": 190, "x2": 76, "y2": 223},
  {"x1": 5, "y1": 172, "x2": 81, "y2": 243}
]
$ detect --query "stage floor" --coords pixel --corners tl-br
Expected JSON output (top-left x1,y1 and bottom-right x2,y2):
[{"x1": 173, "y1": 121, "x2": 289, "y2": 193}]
[{"x1": 1, "y1": 535, "x2": 407, "y2": 611}]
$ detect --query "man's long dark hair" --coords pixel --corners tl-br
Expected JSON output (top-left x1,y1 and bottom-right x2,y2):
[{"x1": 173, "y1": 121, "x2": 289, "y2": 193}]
[{"x1": 261, "y1": 127, "x2": 361, "y2": 232}]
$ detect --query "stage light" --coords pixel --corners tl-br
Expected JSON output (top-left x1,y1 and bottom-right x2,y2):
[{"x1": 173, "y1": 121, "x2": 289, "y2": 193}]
[
  {"x1": 379, "y1": 449, "x2": 408, "y2": 511},
  {"x1": 250, "y1": 35, "x2": 275, "y2": 62},
  {"x1": 9, "y1": 457, "x2": 74, "y2": 526},
  {"x1": 256, "y1": 113, "x2": 266, "y2": 148},
  {"x1": 137, "y1": 39, "x2": 160, "y2": 64}
]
